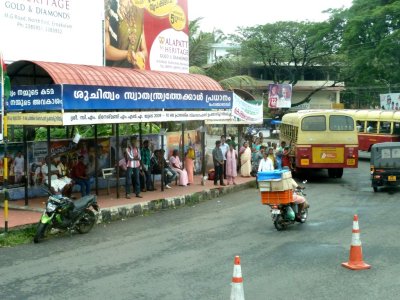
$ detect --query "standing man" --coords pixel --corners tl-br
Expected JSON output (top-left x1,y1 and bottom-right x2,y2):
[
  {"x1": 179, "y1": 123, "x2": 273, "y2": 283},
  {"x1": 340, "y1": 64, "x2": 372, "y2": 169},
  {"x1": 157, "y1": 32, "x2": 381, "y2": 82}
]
[
  {"x1": 126, "y1": 136, "x2": 142, "y2": 198},
  {"x1": 140, "y1": 140, "x2": 155, "y2": 191},
  {"x1": 212, "y1": 140, "x2": 226, "y2": 186},
  {"x1": 220, "y1": 135, "x2": 229, "y2": 179},
  {"x1": 13, "y1": 151, "x2": 25, "y2": 184}
]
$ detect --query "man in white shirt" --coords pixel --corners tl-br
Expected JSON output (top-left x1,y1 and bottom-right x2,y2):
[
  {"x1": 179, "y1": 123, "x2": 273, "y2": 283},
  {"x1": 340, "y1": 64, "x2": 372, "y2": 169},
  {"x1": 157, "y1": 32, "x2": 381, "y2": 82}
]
[
  {"x1": 258, "y1": 151, "x2": 274, "y2": 172},
  {"x1": 220, "y1": 135, "x2": 229, "y2": 179},
  {"x1": 42, "y1": 156, "x2": 73, "y2": 195},
  {"x1": 13, "y1": 151, "x2": 24, "y2": 183}
]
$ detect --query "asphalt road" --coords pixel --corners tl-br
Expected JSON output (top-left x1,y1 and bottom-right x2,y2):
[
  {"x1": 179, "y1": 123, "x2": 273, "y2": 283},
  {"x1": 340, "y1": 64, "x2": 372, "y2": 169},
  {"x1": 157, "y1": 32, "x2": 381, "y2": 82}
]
[{"x1": 1, "y1": 158, "x2": 399, "y2": 300}]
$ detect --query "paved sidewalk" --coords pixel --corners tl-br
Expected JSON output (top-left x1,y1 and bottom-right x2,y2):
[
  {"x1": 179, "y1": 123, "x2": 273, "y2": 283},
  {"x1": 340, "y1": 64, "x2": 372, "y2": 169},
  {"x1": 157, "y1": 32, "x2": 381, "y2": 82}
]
[{"x1": 0, "y1": 175, "x2": 256, "y2": 230}]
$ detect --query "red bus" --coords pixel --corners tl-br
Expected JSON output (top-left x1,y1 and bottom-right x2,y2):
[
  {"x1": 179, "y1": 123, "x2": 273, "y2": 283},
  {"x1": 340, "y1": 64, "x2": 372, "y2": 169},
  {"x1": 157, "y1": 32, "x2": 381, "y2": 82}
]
[{"x1": 345, "y1": 110, "x2": 400, "y2": 151}]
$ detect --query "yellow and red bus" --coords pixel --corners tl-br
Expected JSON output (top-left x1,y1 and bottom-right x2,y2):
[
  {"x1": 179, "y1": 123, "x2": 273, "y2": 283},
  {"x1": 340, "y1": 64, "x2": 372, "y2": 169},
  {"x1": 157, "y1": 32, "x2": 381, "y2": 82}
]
[
  {"x1": 344, "y1": 110, "x2": 400, "y2": 152},
  {"x1": 280, "y1": 110, "x2": 358, "y2": 178}
]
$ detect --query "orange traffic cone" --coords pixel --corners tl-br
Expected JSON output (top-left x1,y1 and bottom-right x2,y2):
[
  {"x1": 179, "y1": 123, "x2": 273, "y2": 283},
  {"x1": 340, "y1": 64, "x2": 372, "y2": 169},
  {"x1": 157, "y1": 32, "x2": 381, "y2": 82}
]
[
  {"x1": 342, "y1": 214, "x2": 371, "y2": 270},
  {"x1": 230, "y1": 256, "x2": 245, "y2": 300}
]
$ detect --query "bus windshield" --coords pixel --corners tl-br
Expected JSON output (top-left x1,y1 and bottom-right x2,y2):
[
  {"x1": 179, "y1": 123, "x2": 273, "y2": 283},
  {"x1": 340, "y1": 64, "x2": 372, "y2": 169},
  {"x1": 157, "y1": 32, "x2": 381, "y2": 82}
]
[{"x1": 329, "y1": 115, "x2": 355, "y2": 131}]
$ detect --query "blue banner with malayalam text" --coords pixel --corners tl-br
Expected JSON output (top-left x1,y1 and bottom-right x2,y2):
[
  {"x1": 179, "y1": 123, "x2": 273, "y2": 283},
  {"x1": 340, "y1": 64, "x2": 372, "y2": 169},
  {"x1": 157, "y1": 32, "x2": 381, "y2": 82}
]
[
  {"x1": 7, "y1": 85, "x2": 63, "y2": 111},
  {"x1": 62, "y1": 84, "x2": 233, "y2": 110},
  {"x1": 7, "y1": 84, "x2": 233, "y2": 111}
]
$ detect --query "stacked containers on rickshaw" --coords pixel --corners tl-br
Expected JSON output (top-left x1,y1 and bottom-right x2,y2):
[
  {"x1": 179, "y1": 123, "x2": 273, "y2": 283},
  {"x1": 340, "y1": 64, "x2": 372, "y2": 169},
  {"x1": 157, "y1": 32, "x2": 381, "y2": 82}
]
[{"x1": 258, "y1": 169, "x2": 293, "y2": 204}]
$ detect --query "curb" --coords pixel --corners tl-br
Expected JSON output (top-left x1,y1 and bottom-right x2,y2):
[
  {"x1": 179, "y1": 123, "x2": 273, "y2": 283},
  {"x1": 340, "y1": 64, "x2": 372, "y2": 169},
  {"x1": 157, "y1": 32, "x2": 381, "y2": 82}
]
[
  {"x1": 98, "y1": 180, "x2": 256, "y2": 223},
  {"x1": 1, "y1": 180, "x2": 256, "y2": 231}
]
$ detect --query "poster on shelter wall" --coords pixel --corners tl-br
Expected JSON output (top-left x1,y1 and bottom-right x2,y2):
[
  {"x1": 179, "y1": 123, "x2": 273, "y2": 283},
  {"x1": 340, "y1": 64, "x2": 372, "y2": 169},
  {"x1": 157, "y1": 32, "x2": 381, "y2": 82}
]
[
  {"x1": 104, "y1": 0, "x2": 189, "y2": 73},
  {"x1": 268, "y1": 83, "x2": 292, "y2": 108},
  {"x1": 26, "y1": 138, "x2": 111, "y2": 187},
  {"x1": 0, "y1": 0, "x2": 103, "y2": 65},
  {"x1": 380, "y1": 93, "x2": 400, "y2": 110}
]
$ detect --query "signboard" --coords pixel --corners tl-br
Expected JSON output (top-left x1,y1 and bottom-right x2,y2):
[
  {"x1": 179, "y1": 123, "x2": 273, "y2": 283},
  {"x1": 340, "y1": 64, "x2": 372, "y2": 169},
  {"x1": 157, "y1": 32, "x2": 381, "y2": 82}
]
[
  {"x1": 206, "y1": 94, "x2": 263, "y2": 124},
  {"x1": 63, "y1": 110, "x2": 231, "y2": 125},
  {"x1": 7, "y1": 85, "x2": 63, "y2": 111},
  {"x1": 0, "y1": 0, "x2": 103, "y2": 65},
  {"x1": 7, "y1": 84, "x2": 233, "y2": 111},
  {"x1": 105, "y1": 0, "x2": 189, "y2": 73},
  {"x1": 380, "y1": 93, "x2": 400, "y2": 110},
  {"x1": 62, "y1": 84, "x2": 233, "y2": 110},
  {"x1": 268, "y1": 83, "x2": 292, "y2": 108},
  {"x1": 7, "y1": 112, "x2": 63, "y2": 126}
]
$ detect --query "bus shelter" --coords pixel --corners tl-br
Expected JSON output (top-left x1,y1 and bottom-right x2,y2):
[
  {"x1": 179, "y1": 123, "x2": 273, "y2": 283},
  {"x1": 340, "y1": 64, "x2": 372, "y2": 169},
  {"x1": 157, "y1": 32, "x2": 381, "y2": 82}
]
[{"x1": 5, "y1": 60, "x2": 233, "y2": 203}]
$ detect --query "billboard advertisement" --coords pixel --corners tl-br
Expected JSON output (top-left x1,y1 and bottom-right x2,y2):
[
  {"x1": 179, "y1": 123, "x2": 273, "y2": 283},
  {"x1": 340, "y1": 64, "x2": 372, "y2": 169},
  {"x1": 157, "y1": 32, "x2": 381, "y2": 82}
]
[
  {"x1": 0, "y1": 0, "x2": 104, "y2": 65},
  {"x1": 380, "y1": 93, "x2": 400, "y2": 110},
  {"x1": 268, "y1": 83, "x2": 292, "y2": 108},
  {"x1": 105, "y1": 0, "x2": 189, "y2": 73}
]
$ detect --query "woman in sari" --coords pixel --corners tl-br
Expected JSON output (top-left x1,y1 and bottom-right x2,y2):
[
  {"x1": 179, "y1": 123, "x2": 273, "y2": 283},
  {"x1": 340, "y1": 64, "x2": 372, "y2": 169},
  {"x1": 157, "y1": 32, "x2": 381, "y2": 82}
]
[
  {"x1": 169, "y1": 149, "x2": 189, "y2": 186},
  {"x1": 184, "y1": 146, "x2": 195, "y2": 185},
  {"x1": 226, "y1": 143, "x2": 238, "y2": 185},
  {"x1": 240, "y1": 142, "x2": 252, "y2": 177}
]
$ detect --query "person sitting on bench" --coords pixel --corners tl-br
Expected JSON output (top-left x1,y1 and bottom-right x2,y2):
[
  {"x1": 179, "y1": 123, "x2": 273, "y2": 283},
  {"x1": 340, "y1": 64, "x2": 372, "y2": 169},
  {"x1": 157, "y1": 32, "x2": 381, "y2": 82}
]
[{"x1": 42, "y1": 155, "x2": 74, "y2": 197}]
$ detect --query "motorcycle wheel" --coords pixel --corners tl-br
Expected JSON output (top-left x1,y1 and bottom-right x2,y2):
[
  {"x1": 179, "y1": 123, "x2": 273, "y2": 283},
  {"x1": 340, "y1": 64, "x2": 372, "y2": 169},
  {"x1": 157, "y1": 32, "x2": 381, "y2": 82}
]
[
  {"x1": 299, "y1": 208, "x2": 308, "y2": 223},
  {"x1": 273, "y1": 215, "x2": 287, "y2": 231},
  {"x1": 76, "y1": 210, "x2": 96, "y2": 234},
  {"x1": 33, "y1": 222, "x2": 49, "y2": 243}
]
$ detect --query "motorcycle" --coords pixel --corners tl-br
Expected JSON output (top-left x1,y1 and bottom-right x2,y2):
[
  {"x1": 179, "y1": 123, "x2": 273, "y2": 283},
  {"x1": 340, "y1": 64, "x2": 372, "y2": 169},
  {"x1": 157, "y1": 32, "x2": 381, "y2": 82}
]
[
  {"x1": 34, "y1": 187, "x2": 100, "y2": 243},
  {"x1": 269, "y1": 184, "x2": 309, "y2": 231}
]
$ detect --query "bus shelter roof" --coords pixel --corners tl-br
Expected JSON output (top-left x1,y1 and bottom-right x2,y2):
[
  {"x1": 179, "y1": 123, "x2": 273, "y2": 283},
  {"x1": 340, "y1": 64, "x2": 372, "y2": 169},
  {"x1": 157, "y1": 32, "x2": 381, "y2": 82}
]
[{"x1": 8, "y1": 60, "x2": 223, "y2": 90}]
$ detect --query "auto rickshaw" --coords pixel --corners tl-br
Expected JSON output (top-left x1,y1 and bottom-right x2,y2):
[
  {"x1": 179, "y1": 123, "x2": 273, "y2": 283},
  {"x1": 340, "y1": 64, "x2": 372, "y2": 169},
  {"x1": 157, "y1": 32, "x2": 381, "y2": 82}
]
[{"x1": 370, "y1": 142, "x2": 400, "y2": 192}]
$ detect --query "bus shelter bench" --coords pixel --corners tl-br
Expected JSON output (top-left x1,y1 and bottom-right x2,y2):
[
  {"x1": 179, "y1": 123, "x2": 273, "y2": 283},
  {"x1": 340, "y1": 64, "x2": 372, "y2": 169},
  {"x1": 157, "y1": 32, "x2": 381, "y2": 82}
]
[
  {"x1": 151, "y1": 168, "x2": 178, "y2": 187},
  {"x1": 102, "y1": 168, "x2": 125, "y2": 195}
]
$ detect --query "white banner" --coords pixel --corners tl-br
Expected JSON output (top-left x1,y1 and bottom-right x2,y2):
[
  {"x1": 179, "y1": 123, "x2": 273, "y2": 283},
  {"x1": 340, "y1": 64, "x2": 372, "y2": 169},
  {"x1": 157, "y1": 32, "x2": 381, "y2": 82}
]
[
  {"x1": 63, "y1": 110, "x2": 231, "y2": 125},
  {"x1": 206, "y1": 93, "x2": 263, "y2": 124},
  {"x1": 0, "y1": 0, "x2": 103, "y2": 65}
]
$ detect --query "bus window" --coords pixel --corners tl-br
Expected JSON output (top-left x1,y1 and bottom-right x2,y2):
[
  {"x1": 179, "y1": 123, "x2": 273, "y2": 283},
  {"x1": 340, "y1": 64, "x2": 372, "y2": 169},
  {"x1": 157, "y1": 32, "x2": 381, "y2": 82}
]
[
  {"x1": 366, "y1": 121, "x2": 378, "y2": 133},
  {"x1": 301, "y1": 116, "x2": 326, "y2": 131},
  {"x1": 379, "y1": 121, "x2": 391, "y2": 134},
  {"x1": 330, "y1": 115, "x2": 355, "y2": 131},
  {"x1": 356, "y1": 121, "x2": 364, "y2": 132},
  {"x1": 394, "y1": 123, "x2": 400, "y2": 134}
]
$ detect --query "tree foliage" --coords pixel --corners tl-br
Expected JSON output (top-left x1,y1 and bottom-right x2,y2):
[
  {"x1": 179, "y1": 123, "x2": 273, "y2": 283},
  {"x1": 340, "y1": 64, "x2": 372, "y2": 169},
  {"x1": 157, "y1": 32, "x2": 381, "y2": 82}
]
[
  {"x1": 230, "y1": 21, "x2": 338, "y2": 85},
  {"x1": 338, "y1": 0, "x2": 400, "y2": 90},
  {"x1": 189, "y1": 18, "x2": 226, "y2": 67}
]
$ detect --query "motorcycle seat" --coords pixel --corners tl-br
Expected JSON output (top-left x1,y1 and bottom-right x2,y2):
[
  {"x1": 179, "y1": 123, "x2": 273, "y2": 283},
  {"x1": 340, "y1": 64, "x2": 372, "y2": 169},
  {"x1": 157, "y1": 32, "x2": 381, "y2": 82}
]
[{"x1": 73, "y1": 195, "x2": 96, "y2": 211}]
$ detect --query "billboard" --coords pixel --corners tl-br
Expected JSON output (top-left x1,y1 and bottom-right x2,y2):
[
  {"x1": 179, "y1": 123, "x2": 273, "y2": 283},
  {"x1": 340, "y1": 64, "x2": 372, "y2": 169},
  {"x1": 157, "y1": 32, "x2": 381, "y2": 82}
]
[
  {"x1": 380, "y1": 93, "x2": 400, "y2": 110},
  {"x1": 268, "y1": 83, "x2": 292, "y2": 108},
  {"x1": 104, "y1": 0, "x2": 189, "y2": 73},
  {"x1": 0, "y1": 0, "x2": 104, "y2": 65}
]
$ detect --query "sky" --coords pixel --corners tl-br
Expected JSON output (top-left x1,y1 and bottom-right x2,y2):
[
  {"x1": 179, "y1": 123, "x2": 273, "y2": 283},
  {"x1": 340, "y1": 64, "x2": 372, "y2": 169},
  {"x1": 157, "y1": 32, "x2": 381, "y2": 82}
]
[{"x1": 188, "y1": 0, "x2": 353, "y2": 34}]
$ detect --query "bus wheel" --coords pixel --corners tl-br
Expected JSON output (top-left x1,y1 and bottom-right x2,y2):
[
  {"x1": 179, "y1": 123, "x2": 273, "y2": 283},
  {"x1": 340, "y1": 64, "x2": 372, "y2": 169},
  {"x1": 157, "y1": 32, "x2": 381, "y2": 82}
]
[
  {"x1": 328, "y1": 169, "x2": 335, "y2": 178},
  {"x1": 335, "y1": 168, "x2": 343, "y2": 178}
]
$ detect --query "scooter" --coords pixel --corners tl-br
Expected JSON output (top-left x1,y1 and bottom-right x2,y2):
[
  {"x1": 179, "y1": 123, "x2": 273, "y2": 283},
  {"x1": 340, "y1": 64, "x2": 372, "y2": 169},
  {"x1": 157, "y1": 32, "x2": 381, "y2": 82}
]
[
  {"x1": 34, "y1": 186, "x2": 100, "y2": 243},
  {"x1": 269, "y1": 185, "x2": 309, "y2": 231}
]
